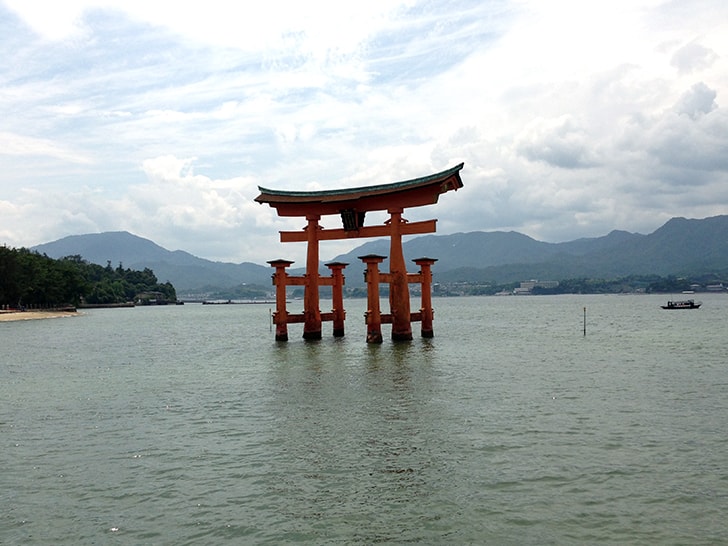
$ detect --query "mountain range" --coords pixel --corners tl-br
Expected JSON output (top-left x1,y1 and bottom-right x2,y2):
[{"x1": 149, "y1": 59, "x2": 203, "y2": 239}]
[
  {"x1": 31, "y1": 232, "x2": 273, "y2": 292},
  {"x1": 30, "y1": 215, "x2": 728, "y2": 293}
]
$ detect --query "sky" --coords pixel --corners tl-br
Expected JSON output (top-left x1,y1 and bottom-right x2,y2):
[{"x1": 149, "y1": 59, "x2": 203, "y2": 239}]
[{"x1": 2, "y1": 0, "x2": 728, "y2": 265}]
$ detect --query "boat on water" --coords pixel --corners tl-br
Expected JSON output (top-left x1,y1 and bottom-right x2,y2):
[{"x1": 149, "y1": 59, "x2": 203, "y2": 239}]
[{"x1": 661, "y1": 299, "x2": 702, "y2": 310}]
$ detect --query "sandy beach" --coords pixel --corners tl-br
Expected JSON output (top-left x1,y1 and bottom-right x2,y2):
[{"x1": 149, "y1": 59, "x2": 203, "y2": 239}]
[{"x1": 0, "y1": 310, "x2": 79, "y2": 322}]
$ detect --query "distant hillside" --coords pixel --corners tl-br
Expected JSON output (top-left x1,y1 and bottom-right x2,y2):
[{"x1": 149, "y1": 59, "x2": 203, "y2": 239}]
[
  {"x1": 425, "y1": 215, "x2": 728, "y2": 283},
  {"x1": 30, "y1": 215, "x2": 728, "y2": 291},
  {"x1": 591, "y1": 216, "x2": 728, "y2": 275},
  {"x1": 329, "y1": 228, "x2": 642, "y2": 273},
  {"x1": 32, "y1": 232, "x2": 272, "y2": 292}
]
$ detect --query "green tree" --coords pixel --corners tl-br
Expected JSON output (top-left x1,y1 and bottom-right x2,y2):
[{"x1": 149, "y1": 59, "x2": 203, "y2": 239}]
[{"x1": 0, "y1": 246, "x2": 178, "y2": 307}]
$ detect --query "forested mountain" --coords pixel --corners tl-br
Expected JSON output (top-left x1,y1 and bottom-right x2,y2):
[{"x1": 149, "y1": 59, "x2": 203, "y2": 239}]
[
  {"x1": 447, "y1": 215, "x2": 728, "y2": 283},
  {"x1": 329, "y1": 228, "x2": 643, "y2": 275},
  {"x1": 33, "y1": 231, "x2": 272, "y2": 292},
  {"x1": 333, "y1": 216, "x2": 728, "y2": 284},
  {"x1": 29, "y1": 215, "x2": 728, "y2": 291}
]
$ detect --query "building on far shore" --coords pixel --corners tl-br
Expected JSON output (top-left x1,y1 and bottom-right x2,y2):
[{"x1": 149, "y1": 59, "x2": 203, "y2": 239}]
[{"x1": 513, "y1": 280, "x2": 560, "y2": 295}]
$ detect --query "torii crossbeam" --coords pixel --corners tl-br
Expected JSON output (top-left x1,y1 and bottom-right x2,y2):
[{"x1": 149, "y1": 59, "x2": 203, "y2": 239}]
[{"x1": 255, "y1": 163, "x2": 464, "y2": 342}]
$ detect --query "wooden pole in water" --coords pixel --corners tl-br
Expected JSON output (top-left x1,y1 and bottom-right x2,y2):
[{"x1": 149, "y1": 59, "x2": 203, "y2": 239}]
[{"x1": 583, "y1": 306, "x2": 587, "y2": 336}]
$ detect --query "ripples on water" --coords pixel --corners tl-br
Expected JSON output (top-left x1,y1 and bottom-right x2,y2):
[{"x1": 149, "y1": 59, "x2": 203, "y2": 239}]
[{"x1": 2, "y1": 295, "x2": 727, "y2": 544}]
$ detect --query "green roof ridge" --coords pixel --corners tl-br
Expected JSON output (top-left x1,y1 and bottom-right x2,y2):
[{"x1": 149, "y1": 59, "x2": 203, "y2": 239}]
[{"x1": 257, "y1": 162, "x2": 463, "y2": 197}]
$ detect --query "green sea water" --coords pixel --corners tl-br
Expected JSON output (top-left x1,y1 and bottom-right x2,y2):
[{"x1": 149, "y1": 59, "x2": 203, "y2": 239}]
[{"x1": 2, "y1": 294, "x2": 727, "y2": 544}]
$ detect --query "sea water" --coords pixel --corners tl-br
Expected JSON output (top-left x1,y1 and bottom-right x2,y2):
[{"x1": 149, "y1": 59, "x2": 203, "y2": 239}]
[{"x1": 2, "y1": 294, "x2": 727, "y2": 545}]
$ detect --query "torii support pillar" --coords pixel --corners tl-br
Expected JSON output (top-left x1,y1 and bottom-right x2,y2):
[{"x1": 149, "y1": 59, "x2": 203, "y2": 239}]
[
  {"x1": 268, "y1": 259, "x2": 294, "y2": 341},
  {"x1": 359, "y1": 254, "x2": 385, "y2": 344},
  {"x1": 325, "y1": 261, "x2": 348, "y2": 337},
  {"x1": 414, "y1": 257, "x2": 437, "y2": 338}
]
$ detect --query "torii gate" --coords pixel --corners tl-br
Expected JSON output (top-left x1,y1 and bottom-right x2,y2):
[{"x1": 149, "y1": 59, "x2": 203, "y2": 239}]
[{"x1": 255, "y1": 163, "x2": 464, "y2": 342}]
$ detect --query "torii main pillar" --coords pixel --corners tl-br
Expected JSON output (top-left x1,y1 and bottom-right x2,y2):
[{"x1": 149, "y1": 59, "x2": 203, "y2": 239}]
[
  {"x1": 387, "y1": 207, "x2": 412, "y2": 340},
  {"x1": 255, "y1": 163, "x2": 464, "y2": 342},
  {"x1": 303, "y1": 214, "x2": 322, "y2": 339}
]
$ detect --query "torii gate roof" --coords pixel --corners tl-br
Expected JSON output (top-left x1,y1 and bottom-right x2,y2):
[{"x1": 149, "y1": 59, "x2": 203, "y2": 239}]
[{"x1": 255, "y1": 163, "x2": 464, "y2": 217}]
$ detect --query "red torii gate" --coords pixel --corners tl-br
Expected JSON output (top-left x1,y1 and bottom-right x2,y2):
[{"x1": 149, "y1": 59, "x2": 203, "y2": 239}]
[{"x1": 255, "y1": 163, "x2": 464, "y2": 342}]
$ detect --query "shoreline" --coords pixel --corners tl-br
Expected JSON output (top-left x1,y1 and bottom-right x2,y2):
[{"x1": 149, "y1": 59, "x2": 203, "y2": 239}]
[{"x1": 0, "y1": 310, "x2": 80, "y2": 322}]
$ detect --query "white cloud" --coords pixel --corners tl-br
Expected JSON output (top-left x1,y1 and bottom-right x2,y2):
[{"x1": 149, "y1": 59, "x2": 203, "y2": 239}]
[
  {"x1": 0, "y1": 131, "x2": 92, "y2": 163},
  {"x1": 4, "y1": 0, "x2": 414, "y2": 56},
  {"x1": 515, "y1": 115, "x2": 598, "y2": 169},
  {"x1": 671, "y1": 41, "x2": 720, "y2": 74},
  {"x1": 3, "y1": 0, "x2": 89, "y2": 40},
  {"x1": 673, "y1": 82, "x2": 718, "y2": 118},
  {"x1": 1, "y1": 0, "x2": 728, "y2": 265}
]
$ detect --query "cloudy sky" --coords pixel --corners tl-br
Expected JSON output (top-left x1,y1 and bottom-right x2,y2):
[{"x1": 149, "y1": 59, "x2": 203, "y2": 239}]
[{"x1": 2, "y1": 0, "x2": 728, "y2": 265}]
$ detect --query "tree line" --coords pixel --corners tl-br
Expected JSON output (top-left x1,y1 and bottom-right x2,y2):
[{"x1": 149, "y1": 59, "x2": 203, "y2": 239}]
[
  {"x1": 433, "y1": 273, "x2": 727, "y2": 296},
  {"x1": 0, "y1": 246, "x2": 176, "y2": 308}
]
